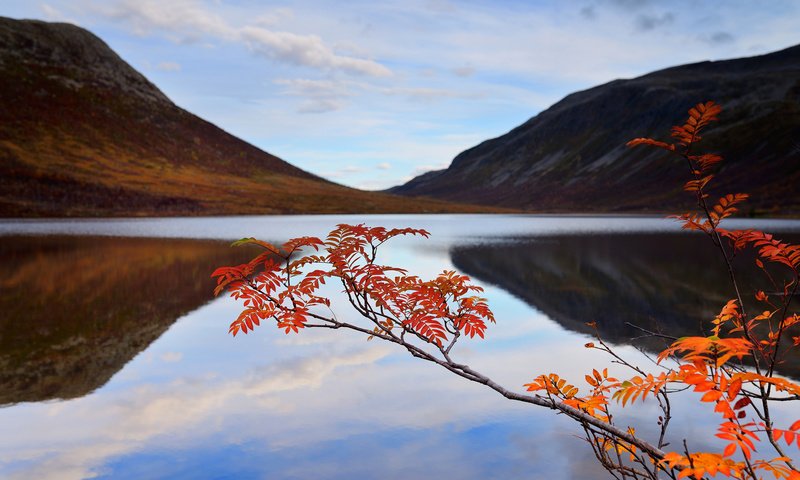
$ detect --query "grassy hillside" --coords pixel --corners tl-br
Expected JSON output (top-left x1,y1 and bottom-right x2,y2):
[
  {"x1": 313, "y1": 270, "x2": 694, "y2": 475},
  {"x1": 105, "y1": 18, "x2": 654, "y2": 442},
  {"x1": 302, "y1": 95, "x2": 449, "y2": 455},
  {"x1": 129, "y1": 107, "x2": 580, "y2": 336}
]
[
  {"x1": 0, "y1": 17, "x2": 509, "y2": 217},
  {"x1": 391, "y1": 44, "x2": 800, "y2": 215}
]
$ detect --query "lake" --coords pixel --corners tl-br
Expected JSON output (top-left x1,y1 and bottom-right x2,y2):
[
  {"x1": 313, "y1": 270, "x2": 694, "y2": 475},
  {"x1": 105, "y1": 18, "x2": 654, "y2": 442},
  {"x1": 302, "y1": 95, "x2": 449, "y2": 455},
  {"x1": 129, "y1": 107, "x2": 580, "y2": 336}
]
[{"x1": 2, "y1": 214, "x2": 800, "y2": 479}]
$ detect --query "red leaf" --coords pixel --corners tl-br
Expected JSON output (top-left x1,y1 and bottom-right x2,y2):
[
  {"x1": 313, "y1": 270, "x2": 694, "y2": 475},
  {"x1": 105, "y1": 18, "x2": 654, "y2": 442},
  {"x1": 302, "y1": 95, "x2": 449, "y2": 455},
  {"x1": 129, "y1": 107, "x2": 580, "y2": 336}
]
[{"x1": 733, "y1": 397, "x2": 750, "y2": 410}]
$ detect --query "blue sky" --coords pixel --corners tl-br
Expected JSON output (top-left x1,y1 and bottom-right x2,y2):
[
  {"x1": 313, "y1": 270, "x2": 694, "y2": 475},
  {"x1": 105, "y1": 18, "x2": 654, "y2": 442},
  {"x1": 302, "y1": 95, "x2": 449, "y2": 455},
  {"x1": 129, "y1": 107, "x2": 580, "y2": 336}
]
[{"x1": 3, "y1": 0, "x2": 800, "y2": 190}]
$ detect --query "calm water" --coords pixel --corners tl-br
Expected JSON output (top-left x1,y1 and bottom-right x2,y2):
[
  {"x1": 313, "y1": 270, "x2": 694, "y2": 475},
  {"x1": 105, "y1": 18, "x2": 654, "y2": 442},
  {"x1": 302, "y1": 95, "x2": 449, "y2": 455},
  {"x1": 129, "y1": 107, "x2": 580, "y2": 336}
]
[{"x1": 1, "y1": 214, "x2": 799, "y2": 480}]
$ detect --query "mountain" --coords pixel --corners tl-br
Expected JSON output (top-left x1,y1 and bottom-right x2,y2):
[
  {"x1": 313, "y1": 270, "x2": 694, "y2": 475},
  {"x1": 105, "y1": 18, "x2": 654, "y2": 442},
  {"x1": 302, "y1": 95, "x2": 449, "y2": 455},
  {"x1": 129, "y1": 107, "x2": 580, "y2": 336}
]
[
  {"x1": 0, "y1": 17, "x2": 504, "y2": 217},
  {"x1": 390, "y1": 45, "x2": 800, "y2": 215}
]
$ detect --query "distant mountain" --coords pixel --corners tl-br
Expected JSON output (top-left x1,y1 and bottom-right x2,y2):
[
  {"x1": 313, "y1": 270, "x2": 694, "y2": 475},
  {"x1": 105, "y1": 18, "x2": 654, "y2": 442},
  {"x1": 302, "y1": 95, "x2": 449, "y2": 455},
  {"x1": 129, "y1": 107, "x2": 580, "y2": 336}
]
[
  {"x1": 0, "y1": 17, "x2": 503, "y2": 217},
  {"x1": 390, "y1": 45, "x2": 800, "y2": 215}
]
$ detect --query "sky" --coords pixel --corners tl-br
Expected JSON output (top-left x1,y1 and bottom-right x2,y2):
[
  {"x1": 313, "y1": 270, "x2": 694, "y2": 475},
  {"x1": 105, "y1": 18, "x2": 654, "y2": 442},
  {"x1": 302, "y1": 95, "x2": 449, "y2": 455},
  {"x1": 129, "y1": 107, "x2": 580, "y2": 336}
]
[{"x1": 3, "y1": 1, "x2": 800, "y2": 190}]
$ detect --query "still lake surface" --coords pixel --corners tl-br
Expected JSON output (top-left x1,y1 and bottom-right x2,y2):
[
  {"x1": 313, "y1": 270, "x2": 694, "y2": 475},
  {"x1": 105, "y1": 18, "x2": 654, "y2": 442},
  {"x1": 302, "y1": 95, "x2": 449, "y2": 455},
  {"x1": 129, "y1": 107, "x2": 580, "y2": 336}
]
[{"x1": 2, "y1": 214, "x2": 800, "y2": 479}]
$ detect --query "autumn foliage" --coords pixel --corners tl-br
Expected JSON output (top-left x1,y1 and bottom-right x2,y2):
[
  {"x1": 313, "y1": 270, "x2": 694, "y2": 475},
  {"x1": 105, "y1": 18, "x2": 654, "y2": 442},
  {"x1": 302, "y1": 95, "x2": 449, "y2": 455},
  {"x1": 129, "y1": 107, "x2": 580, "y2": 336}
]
[
  {"x1": 212, "y1": 225, "x2": 494, "y2": 344},
  {"x1": 214, "y1": 102, "x2": 800, "y2": 479}
]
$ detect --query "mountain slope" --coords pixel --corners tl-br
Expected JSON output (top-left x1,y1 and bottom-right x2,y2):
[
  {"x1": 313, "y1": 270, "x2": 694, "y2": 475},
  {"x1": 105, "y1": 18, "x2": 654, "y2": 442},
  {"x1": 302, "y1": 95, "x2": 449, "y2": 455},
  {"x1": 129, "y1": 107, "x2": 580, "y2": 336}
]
[
  {"x1": 0, "y1": 17, "x2": 503, "y2": 217},
  {"x1": 390, "y1": 45, "x2": 800, "y2": 215}
]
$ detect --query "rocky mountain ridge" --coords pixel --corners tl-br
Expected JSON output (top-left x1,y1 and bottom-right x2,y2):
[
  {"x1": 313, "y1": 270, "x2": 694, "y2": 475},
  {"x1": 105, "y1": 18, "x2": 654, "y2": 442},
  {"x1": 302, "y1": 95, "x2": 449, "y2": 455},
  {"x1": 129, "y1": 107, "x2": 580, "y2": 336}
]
[
  {"x1": 391, "y1": 44, "x2": 800, "y2": 215},
  {"x1": 0, "y1": 17, "x2": 502, "y2": 216}
]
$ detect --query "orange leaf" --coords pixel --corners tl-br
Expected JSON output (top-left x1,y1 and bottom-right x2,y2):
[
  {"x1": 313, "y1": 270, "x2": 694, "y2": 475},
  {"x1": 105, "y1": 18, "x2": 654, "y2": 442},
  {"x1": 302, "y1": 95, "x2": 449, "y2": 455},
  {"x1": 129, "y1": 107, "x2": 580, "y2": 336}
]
[
  {"x1": 626, "y1": 138, "x2": 675, "y2": 151},
  {"x1": 701, "y1": 390, "x2": 723, "y2": 402},
  {"x1": 727, "y1": 378, "x2": 742, "y2": 399},
  {"x1": 723, "y1": 443, "x2": 737, "y2": 457}
]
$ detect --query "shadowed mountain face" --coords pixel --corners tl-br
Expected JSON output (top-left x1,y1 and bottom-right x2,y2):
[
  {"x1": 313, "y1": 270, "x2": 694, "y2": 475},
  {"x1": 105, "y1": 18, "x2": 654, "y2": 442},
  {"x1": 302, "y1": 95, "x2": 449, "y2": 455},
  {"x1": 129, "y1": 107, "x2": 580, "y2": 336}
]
[
  {"x1": 0, "y1": 236, "x2": 261, "y2": 404},
  {"x1": 0, "y1": 17, "x2": 503, "y2": 217},
  {"x1": 451, "y1": 233, "x2": 800, "y2": 378},
  {"x1": 391, "y1": 45, "x2": 800, "y2": 215}
]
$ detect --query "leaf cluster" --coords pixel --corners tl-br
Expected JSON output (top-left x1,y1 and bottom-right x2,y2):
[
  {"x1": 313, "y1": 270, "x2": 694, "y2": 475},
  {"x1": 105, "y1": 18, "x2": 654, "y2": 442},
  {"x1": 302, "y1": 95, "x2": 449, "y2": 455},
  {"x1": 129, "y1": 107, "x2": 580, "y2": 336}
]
[{"x1": 212, "y1": 224, "x2": 495, "y2": 347}]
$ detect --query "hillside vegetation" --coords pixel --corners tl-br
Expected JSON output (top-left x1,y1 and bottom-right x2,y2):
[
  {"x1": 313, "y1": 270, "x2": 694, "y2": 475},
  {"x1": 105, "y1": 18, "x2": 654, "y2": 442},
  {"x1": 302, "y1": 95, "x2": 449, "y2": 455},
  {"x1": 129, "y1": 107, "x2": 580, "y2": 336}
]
[
  {"x1": 391, "y1": 44, "x2": 800, "y2": 215},
  {"x1": 0, "y1": 17, "x2": 506, "y2": 217}
]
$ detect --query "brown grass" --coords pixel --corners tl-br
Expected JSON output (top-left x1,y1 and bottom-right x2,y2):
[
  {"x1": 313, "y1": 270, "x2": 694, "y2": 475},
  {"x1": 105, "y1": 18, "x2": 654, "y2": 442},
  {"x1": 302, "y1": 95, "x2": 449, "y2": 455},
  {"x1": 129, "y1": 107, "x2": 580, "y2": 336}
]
[{"x1": 0, "y1": 61, "x2": 515, "y2": 217}]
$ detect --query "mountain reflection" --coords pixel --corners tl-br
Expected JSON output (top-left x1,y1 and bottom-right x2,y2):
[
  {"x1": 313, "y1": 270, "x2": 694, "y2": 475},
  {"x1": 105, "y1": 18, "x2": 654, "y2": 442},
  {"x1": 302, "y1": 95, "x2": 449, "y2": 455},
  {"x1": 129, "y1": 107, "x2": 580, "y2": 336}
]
[
  {"x1": 451, "y1": 233, "x2": 800, "y2": 377},
  {"x1": 0, "y1": 236, "x2": 257, "y2": 405}
]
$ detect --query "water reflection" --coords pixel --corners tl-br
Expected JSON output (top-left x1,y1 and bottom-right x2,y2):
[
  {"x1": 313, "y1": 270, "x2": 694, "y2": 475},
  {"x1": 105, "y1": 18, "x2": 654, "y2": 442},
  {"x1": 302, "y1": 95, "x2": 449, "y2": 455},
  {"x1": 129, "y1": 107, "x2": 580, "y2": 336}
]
[
  {"x1": 0, "y1": 236, "x2": 257, "y2": 404},
  {"x1": 451, "y1": 232, "x2": 800, "y2": 377},
  {"x1": 1, "y1": 219, "x2": 799, "y2": 479}
]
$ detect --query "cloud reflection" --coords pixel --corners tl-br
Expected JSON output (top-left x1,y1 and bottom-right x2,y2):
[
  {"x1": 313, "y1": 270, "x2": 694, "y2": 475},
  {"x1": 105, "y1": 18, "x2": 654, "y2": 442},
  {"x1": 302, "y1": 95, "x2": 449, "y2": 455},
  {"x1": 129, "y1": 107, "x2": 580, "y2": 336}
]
[
  {"x1": 6, "y1": 283, "x2": 787, "y2": 479},
  {"x1": 2, "y1": 226, "x2": 799, "y2": 478}
]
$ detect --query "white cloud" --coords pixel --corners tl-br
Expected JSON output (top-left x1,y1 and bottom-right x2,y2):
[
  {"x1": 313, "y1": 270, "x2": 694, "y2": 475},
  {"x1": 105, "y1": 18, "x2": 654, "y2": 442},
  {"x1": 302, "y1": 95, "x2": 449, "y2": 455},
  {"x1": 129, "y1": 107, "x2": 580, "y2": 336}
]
[
  {"x1": 98, "y1": 0, "x2": 390, "y2": 77},
  {"x1": 376, "y1": 162, "x2": 392, "y2": 170},
  {"x1": 273, "y1": 77, "x2": 479, "y2": 114},
  {"x1": 424, "y1": 0, "x2": 458, "y2": 14},
  {"x1": 155, "y1": 61, "x2": 181, "y2": 71},
  {"x1": 274, "y1": 78, "x2": 351, "y2": 113},
  {"x1": 160, "y1": 351, "x2": 183, "y2": 362},
  {"x1": 296, "y1": 98, "x2": 345, "y2": 113},
  {"x1": 252, "y1": 7, "x2": 294, "y2": 28},
  {"x1": 106, "y1": 0, "x2": 236, "y2": 40},
  {"x1": 274, "y1": 78, "x2": 343, "y2": 93},
  {"x1": 452, "y1": 65, "x2": 476, "y2": 77},
  {"x1": 40, "y1": 3, "x2": 70, "y2": 22},
  {"x1": 377, "y1": 85, "x2": 483, "y2": 102},
  {"x1": 240, "y1": 26, "x2": 391, "y2": 77},
  {"x1": 607, "y1": 0, "x2": 651, "y2": 9}
]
